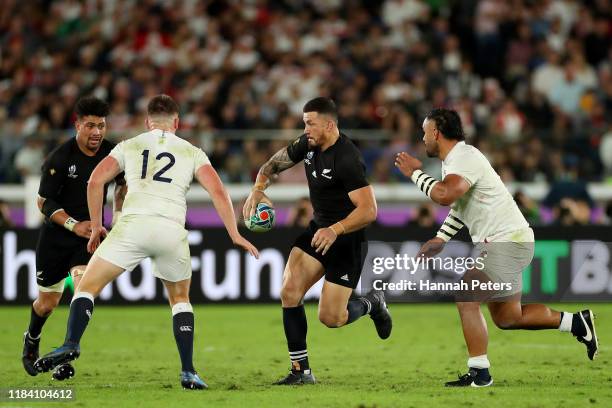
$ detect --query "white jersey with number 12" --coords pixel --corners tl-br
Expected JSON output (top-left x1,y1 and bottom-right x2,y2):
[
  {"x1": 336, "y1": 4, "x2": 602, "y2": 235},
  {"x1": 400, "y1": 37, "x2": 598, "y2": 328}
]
[{"x1": 109, "y1": 129, "x2": 210, "y2": 226}]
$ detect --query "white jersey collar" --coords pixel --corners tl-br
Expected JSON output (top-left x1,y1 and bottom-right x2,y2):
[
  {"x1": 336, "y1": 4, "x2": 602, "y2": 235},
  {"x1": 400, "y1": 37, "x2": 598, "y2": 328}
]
[
  {"x1": 443, "y1": 141, "x2": 466, "y2": 164},
  {"x1": 150, "y1": 128, "x2": 175, "y2": 137}
]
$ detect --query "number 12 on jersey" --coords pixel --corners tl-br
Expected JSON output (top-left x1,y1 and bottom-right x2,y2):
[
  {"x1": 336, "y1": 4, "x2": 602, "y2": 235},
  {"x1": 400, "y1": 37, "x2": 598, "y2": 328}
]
[{"x1": 141, "y1": 150, "x2": 175, "y2": 183}]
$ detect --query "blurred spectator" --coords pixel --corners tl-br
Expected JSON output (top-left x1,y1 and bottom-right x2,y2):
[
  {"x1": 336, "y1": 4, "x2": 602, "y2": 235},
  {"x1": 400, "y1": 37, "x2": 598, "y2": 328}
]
[
  {"x1": 552, "y1": 198, "x2": 591, "y2": 226},
  {"x1": 514, "y1": 191, "x2": 541, "y2": 225},
  {"x1": 599, "y1": 128, "x2": 612, "y2": 180},
  {"x1": 13, "y1": 136, "x2": 45, "y2": 180},
  {"x1": 531, "y1": 47, "x2": 564, "y2": 97},
  {"x1": 602, "y1": 201, "x2": 612, "y2": 225},
  {"x1": 548, "y1": 62, "x2": 587, "y2": 118},
  {"x1": 406, "y1": 203, "x2": 437, "y2": 228},
  {"x1": 287, "y1": 197, "x2": 313, "y2": 228},
  {"x1": 494, "y1": 99, "x2": 526, "y2": 143},
  {"x1": 543, "y1": 180, "x2": 594, "y2": 210},
  {"x1": 0, "y1": 200, "x2": 13, "y2": 228}
]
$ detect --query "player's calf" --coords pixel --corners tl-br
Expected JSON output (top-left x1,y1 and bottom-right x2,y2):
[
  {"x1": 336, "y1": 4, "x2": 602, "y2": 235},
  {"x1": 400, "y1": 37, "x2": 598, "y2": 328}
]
[{"x1": 22, "y1": 295, "x2": 61, "y2": 376}]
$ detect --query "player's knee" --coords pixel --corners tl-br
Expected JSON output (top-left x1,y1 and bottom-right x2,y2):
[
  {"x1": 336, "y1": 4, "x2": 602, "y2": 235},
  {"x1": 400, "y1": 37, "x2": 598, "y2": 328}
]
[
  {"x1": 318, "y1": 310, "x2": 344, "y2": 328},
  {"x1": 492, "y1": 315, "x2": 518, "y2": 330},
  {"x1": 280, "y1": 281, "x2": 302, "y2": 306},
  {"x1": 34, "y1": 297, "x2": 60, "y2": 316}
]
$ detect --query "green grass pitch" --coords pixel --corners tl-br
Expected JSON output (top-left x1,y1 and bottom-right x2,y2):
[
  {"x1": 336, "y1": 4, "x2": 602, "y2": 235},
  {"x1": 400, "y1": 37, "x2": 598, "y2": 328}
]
[{"x1": 0, "y1": 303, "x2": 610, "y2": 407}]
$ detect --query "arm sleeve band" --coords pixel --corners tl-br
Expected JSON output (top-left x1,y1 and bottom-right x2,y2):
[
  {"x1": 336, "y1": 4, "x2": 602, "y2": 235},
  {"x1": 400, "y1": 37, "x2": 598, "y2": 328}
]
[
  {"x1": 436, "y1": 210, "x2": 465, "y2": 242},
  {"x1": 410, "y1": 169, "x2": 440, "y2": 198}
]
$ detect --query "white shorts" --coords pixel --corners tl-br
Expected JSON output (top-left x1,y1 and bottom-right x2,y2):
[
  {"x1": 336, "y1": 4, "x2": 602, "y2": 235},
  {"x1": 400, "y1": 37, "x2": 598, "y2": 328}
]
[
  {"x1": 477, "y1": 228, "x2": 535, "y2": 299},
  {"x1": 96, "y1": 214, "x2": 191, "y2": 282}
]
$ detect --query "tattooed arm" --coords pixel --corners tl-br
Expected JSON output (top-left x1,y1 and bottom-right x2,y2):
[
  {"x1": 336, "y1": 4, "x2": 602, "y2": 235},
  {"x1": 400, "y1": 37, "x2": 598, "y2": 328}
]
[
  {"x1": 243, "y1": 147, "x2": 298, "y2": 219},
  {"x1": 254, "y1": 147, "x2": 296, "y2": 191}
]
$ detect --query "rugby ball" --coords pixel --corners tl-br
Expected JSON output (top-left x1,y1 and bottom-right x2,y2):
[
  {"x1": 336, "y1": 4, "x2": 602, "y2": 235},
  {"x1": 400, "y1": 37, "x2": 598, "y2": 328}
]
[{"x1": 245, "y1": 202, "x2": 275, "y2": 232}]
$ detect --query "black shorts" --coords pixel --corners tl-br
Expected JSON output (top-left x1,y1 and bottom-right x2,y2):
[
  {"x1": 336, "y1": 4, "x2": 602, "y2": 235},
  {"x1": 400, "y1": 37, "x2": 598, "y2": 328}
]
[
  {"x1": 35, "y1": 223, "x2": 91, "y2": 288},
  {"x1": 292, "y1": 220, "x2": 367, "y2": 289}
]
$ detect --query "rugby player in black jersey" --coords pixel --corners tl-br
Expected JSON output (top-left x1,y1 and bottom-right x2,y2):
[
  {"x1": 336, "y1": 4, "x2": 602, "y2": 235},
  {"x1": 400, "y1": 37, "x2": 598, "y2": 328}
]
[
  {"x1": 243, "y1": 97, "x2": 392, "y2": 385},
  {"x1": 22, "y1": 97, "x2": 126, "y2": 378}
]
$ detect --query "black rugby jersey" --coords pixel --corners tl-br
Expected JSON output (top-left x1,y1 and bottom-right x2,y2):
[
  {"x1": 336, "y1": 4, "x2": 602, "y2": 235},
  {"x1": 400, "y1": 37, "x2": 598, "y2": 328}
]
[
  {"x1": 287, "y1": 133, "x2": 369, "y2": 227},
  {"x1": 38, "y1": 137, "x2": 125, "y2": 224}
]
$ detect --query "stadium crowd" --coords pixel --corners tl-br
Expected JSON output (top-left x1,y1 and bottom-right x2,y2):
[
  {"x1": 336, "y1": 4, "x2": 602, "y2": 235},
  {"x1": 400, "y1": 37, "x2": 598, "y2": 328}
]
[{"x1": 0, "y1": 0, "x2": 611, "y2": 224}]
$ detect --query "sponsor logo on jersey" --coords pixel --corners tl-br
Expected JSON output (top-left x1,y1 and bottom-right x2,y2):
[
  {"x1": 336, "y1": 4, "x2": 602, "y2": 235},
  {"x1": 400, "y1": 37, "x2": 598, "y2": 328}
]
[
  {"x1": 179, "y1": 326, "x2": 193, "y2": 332},
  {"x1": 49, "y1": 168, "x2": 56, "y2": 176},
  {"x1": 312, "y1": 170, "x2": 317, "y2": 178},
  {"x1": 307, "y1": 151, "x2": 314, "y2": 160},
  {"x1": 321, "y1": 168, "x2": 332, "y2": 179},
  {"x1": 67, "y1": 165, "x2": 78, "y2": 179},
  {"x1": 340, "y1": 274, "x2": 349, "y2": 281}
]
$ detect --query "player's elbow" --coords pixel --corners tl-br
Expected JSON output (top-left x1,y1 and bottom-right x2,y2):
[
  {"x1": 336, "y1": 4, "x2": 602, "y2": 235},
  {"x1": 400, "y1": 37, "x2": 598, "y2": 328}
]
[
  {"x1": 359, "y1": 204, "x2": 377, "y2": 225},
  {"x1": 87, "y1": 177, "x2": 104, "y2": 194},
  {"x1": 435, "y1": 190, "x2": 457, "y2": 206},
  {"x1": 437, "y1": 196, "x2": 455, "y2": 206}
]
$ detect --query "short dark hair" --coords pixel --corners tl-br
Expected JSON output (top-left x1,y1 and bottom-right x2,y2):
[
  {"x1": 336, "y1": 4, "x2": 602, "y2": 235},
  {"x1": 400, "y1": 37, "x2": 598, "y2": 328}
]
[
  {"x1": 75, "y1": 96, "x2": 109, "y2": 119},
  {"x1": 147, "y1": 94, "x2": 179, "y2": 116},
  {"x1": 425, "y1": 108, "x2": 465, "y2": 141},
  {"x1": 303, "y1": 97, "x2": 337, "y2": 120}
]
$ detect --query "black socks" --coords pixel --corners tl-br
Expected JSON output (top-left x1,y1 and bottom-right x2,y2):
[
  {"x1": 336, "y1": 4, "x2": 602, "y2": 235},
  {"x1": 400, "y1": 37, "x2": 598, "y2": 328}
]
[
  {"x1": 173, "y1": 309, "x2": 195, "y2": 373},
  {"x1": 283, "y1": 305, "x2": 310, "y2": 372},
  {"x1": 28, "y1": 305, "x2": 50, "y2": 339},
  {"x1": 346, "y1": 298, "x2": 370, "y2": 325}
]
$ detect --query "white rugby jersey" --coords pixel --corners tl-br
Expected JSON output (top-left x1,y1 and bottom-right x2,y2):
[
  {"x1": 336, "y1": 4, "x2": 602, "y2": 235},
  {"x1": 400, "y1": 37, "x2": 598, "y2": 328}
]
[
  {"x1": 109, "y1": 129, "x2": 210, "y2": 226},
  {"x1": 441, "y1": 141, "x2": 529, "y2": 242}
]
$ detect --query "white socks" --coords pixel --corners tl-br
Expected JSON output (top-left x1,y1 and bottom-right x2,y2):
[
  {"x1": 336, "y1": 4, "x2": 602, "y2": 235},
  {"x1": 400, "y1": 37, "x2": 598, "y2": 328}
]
[
  {"x1": 467, "y1": 354, "x2": 490, "y2": 369},
  {"x1": 172, "y1": 302, "x2": 193, "y2": 316},
  {"x1": 559, "y1": 311, "x2": 573, "y2": 332},
  {"x1": 71, "y1": 291, "x2": 95, "y2": 304}
]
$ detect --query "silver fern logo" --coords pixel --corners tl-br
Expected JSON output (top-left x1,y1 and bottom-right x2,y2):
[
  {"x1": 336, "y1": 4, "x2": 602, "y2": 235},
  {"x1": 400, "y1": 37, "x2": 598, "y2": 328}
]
[{"x1": 67, "y1": 165, "x2": 78, "y2": 179}]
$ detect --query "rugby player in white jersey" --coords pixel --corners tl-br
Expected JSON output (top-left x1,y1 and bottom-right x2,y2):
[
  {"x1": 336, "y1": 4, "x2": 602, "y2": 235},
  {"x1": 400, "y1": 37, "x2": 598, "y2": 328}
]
[
  {"x1": 395, "y1": 108, "x2": 598, "y2": 387},
  {"x1": 35, "y1": 95, "x2": 259, "y2": 390}
]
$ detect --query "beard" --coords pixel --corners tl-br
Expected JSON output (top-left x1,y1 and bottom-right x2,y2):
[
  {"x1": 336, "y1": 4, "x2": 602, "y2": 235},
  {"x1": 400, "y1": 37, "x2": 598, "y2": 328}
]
[{"x1": 425, "y1": 144, "x2": 439, "y2": 158}]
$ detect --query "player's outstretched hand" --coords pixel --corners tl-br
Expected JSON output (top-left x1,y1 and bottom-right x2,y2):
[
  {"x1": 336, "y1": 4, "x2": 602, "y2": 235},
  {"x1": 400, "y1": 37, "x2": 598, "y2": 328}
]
[
  {"x1": 243, "y1": 190, "x2": 273, "y2": 220},
  {"x1": 232, "y1": 235, "x2": 260, "y2": 259},
  {"x1": 417, "y1": 237, "x2": 446, "y2": 258},
  {"x1": 87, "y1": 225, "x2": 108, "y2": 254},
  {"x1": 311, "y1": 227, "x2": 338, "y2": 255},
  {"x1": 74, "y1": 220, "x2": 92, "y2": 239},
  {"x1": 394, "y1": 152, "x2": 422, "y2": 177}
]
